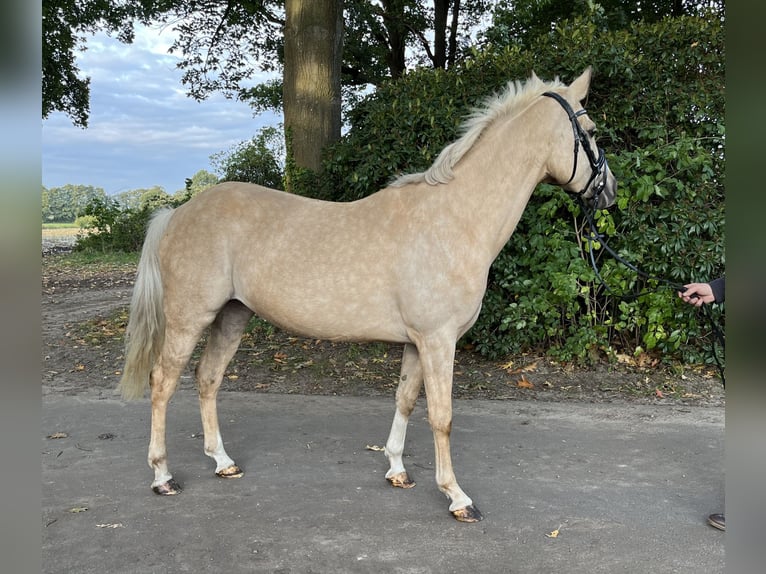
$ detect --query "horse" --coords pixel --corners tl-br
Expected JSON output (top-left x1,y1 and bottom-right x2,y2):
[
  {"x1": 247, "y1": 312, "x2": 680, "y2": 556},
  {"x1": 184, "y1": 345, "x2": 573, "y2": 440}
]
[{"x1": 119, "y1": 67, "x2": 617, "y2": 522}]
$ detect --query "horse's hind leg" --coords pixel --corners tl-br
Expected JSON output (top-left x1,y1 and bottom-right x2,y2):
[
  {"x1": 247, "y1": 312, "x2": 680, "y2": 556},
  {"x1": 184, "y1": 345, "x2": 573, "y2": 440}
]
[
  {"x1": 148, "y1": 321, "x2": 208, "y2": 495},
  {"x1": 385, "y1": 344, "x2": 423, "y2": 488},
  {"x1": 196, "y1": 300, "x2": 254, "y2": 479}
]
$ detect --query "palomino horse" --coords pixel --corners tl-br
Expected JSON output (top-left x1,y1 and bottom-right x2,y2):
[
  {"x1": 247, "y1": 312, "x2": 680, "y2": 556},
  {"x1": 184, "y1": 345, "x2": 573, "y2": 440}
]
[{"x1": 119, "y1": 67, "x2": 617, "y2": 522}]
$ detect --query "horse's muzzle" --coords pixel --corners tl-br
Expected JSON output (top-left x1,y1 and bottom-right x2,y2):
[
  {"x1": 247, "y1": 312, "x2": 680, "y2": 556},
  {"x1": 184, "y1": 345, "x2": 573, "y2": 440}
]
[{"x1": 590, "y1": 162, "x2": 617, "y2": 210}]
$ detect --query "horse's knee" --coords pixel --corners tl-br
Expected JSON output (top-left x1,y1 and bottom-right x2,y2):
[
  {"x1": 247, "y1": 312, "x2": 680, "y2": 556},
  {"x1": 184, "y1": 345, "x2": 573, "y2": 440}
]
[{"x1": 396, "y1": 393, "x2": 417, "y2": 418}]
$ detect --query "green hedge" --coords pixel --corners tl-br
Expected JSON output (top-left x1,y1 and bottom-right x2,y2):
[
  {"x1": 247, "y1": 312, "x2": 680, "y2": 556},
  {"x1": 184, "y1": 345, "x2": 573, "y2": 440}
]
[{"x1": 313, "y1": 14, "x2": 724, "y2": 366}]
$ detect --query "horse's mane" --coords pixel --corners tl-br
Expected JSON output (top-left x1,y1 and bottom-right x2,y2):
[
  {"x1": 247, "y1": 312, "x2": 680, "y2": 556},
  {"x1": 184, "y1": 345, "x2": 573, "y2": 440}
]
[{"x1": 391, "y1": 73, "x2": 565, "y2": 187}]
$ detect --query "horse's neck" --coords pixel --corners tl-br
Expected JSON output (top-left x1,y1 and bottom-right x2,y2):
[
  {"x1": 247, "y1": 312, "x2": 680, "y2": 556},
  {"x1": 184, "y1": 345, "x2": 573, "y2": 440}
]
[{"x1": 442, "y1": 114, "x2": 550, "y2": 259}]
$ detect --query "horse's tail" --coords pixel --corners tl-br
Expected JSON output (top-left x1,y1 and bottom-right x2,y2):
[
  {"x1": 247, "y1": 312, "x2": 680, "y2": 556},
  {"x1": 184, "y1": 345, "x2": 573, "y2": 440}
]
[{"x1": 118, "y1": 208, "x2": 175, "y2": 400}]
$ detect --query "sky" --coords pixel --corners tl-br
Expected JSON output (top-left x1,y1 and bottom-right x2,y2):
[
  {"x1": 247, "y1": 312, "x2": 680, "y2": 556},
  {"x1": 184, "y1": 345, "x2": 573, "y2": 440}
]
[{"x1": 42, "y1": 24, "x2": 279, "y2": 195}]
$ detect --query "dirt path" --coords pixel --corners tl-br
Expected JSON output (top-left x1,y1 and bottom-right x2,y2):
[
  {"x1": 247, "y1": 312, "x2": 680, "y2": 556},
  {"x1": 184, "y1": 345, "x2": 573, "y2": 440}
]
[{"x1": 41, "y1": 253, "x2": 725, "y2": 407}]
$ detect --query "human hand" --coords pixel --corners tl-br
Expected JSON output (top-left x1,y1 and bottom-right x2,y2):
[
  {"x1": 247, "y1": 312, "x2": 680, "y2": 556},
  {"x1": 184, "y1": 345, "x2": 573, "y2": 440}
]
[{"x1": 678, "y1": 282, "x2": 715, "y2": 306}]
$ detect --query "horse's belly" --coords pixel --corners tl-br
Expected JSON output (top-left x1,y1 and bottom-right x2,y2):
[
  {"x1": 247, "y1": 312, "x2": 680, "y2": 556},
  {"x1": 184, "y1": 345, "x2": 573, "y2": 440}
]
[{"x1": 236, "y1": 284, "x2": 410, "y2": 344}]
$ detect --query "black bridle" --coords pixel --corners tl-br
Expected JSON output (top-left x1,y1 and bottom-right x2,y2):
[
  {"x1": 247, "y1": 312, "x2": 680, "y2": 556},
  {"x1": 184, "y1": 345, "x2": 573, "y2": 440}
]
[
  {"x1": 542, "y1": 91, "x2": 725, "y2": 386},
  {"x1": 542, "y1": 91, "x2": 608, "y2": 204}
]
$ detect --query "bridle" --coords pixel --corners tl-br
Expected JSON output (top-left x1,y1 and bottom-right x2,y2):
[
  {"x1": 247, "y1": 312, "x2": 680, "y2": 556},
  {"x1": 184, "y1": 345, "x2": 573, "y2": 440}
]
[{"x1": 542, "y1": 91, "x2": 608, "y2": 204}]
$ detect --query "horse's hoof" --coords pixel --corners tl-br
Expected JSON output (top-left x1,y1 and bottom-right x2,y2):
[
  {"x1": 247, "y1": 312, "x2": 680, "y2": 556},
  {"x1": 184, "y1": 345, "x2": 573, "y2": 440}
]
[
  {"x1": 152, "y1": 478, "x2": 182, "y2": 495},
  {"x1": 386, "y1": 471, "x2": 416, "y2": 489},
  {"x1": 452, "y1": 504, "x2": 483, "y2": 523},
  {"x1": 216, "y1": 464, "x2": 244, "y2": 479}
]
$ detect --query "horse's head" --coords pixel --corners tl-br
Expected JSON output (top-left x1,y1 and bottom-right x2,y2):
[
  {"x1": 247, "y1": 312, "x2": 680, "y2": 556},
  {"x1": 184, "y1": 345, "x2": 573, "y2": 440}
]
[{"x1": 541, "y1": 68, "x2": 617, "y2": 210}]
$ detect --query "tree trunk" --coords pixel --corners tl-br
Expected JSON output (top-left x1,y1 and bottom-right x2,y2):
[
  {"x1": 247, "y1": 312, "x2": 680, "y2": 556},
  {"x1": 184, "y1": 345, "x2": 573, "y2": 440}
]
[
  {"x1": 283, "y1": 0, "x2": 344, "y2": 188},
  {"x1": 433, "y1": 0, "x2": 449, "y2": 69},
  {"x1": 381, "y1": 0, "x2": 408, "y2": 79}
]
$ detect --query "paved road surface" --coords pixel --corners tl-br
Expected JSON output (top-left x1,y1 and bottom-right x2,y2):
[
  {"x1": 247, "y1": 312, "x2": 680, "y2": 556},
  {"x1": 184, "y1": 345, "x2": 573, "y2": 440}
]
[{"x1": 42, "y1": 390, "x2": 724, "y2": 573}]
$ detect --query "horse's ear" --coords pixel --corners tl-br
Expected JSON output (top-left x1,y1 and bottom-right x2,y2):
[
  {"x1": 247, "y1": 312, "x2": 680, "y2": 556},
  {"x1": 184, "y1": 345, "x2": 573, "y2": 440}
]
[{"x1": 569, "y1": 67, "x2": 593, "y2": 101}]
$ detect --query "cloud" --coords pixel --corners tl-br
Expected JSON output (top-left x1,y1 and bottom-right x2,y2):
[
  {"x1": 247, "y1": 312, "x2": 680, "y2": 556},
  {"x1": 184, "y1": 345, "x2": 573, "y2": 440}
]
[{"x1": 42, "y1": 25, "x2": 279, "y2": 194}]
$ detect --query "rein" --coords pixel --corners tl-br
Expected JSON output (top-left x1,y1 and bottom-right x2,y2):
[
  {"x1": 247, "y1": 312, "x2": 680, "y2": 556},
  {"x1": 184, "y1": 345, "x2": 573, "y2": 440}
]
[
  {"x1": 541, "y1": 90, "x2": 725, "y2": 387},
  {"x1": 575, "y1": 189, "x2": 726, "y2": 388}
]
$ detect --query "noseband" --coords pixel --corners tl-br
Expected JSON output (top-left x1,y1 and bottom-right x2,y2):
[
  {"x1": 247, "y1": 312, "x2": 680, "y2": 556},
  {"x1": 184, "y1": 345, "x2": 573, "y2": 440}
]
[{"x1": 542, "y1": 91, "x2": 608, "y2": 202}]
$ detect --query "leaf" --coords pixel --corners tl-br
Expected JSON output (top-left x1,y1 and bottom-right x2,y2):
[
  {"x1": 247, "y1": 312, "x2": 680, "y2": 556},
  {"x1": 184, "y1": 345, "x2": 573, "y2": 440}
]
[
  {"x1": 502, "y1": 360, "x2": 538, "y2": 375},
  {"x1": 615, "y1": 353, "x2": 634, "y2": 365},
  {"x1": 520, "y1": 361, "x2": 538, "y2": 372},
  {"x1": 47, "y1": 432, "x2": 68, "y2": 439},
  {"x1": 365, "y1": 444, "x2": 385, "y2": 452},
  {"x1": 499, "y1": 359, "x2": 514, "y2": 370},
  {"x1": 546, "y1": 528, "x2": 560, "y2": 538},
  {"x1": 96, "y1": 523, "x2": 124, "y2": 529},
  {"x1": 69, "y1": 507, "x2": 88, "y2": 513},
  {"x1": 516, "y1": 375, "x2": 534, "y2": 389}
]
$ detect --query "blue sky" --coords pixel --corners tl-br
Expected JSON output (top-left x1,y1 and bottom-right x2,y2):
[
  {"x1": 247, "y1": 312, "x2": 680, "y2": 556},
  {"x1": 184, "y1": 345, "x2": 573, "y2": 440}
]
[{"x1": 42, "y1": 24, "x2": 279, "y2": 195}]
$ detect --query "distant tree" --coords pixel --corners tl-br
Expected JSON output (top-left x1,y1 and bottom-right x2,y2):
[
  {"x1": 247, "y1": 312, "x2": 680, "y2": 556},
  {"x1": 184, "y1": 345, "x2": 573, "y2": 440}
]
[
  {"x1": 41, "y1": 186, "x2": 50, "y2": 220},
  {"x1": 112, "y1": 185, "x2": 180, "y2": 212},
  {"x1": 114, "y1": 188, "x2": 143, "y2": 211},
  {"x1": 181, "y1": 169, "x2": 220, "y2": 198},
  {"x1": 139, "y1": 187, "x2": 173, "y2": 210},
  {"x1": 42, "y1": 184, "x2": 106, "y2": 222}
]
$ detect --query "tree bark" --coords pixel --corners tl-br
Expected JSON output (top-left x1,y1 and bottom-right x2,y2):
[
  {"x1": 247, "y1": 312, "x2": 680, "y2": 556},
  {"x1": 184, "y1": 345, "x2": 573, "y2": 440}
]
[
  {"x1": 283, "y1": 0, "x2": 344, "y2": 184},
  {"x1": 381, "y1": 0, "x2": 408, "y2": 79},
  {"x1": 433, "y1": 0, "x2": 449, "y2": 69}
]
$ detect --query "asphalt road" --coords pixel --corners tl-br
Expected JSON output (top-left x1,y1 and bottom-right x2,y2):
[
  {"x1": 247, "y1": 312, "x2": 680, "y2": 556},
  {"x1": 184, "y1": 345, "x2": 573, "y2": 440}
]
[{"x1": 42, "y1": 390, "x2": 725, "y2": 573}]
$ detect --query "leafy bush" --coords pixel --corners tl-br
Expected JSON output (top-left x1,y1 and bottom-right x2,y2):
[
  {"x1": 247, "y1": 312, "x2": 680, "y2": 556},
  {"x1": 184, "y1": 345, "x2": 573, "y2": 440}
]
[
  {"x1": 74, "y1": 187, "x2": 193, "y2": 253},
  {"x1": 313, "y1": 14, "x2": 724, "y2": 366},
  {"x1": 74, "y1": 197, "x2": 156, "y2": 253},
  {"x1": 211, "y1": 126, "x2": 285, "y2": 190}
]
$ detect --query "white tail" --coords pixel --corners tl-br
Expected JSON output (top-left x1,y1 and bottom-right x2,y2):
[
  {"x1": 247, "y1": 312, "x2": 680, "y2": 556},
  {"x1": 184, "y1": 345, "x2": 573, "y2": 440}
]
[{"x1": 118, "y1": 208, "x2": 175, "y2": 399}]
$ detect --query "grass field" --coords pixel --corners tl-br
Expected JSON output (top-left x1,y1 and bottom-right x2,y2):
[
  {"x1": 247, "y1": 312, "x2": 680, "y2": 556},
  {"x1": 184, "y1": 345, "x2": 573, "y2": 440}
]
[{"x1": 42, "y1": 224, "x2": 81, "y2": 238}]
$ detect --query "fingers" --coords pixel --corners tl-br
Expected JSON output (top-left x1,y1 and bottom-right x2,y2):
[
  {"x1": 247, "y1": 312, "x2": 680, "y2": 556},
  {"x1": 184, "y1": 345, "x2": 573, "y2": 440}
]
[{"x1": 678, "y1": 283, "x2": 713, "y2": 306}]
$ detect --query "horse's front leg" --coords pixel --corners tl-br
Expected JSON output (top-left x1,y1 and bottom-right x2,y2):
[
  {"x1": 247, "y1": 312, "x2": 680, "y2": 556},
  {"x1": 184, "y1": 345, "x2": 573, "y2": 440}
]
[
  {"x1": 196, "y1": 301, "x2": 253, "y2": 479},
  {"x1": 418, "y1": 336, "x2": 483, "y2": 522},
  {"x1": 385, "y1": 343, "x2": 423, "y2": 488}
]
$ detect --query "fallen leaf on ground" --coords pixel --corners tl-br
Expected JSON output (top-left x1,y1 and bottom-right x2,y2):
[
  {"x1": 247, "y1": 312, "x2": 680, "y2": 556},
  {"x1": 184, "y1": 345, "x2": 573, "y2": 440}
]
[
  {"x1": 365, "y1": 444, "x2": 385, "y2": 452},
  {"x1": 502, "y1": 360, "x2": 538, "y2": 374},
  {"x1": 69, "y1": 507, "x2": 88, "y2": 513},
  {"x1": 47, "y1": 432, "x2": 68, "y2": 439},
  {"x1": 516, "y1": 375, "x2": 534, "y2": 389},
  {"x1": 97, "y1": 523, "x2": 124, "y2": 528},
  {"x1": 546, "y1": 528, "x2": 560, "y2": 538},
  {"x1": 519, "y1": 361, "x2": 538, "y2": 372},
  {"x1": 499, "y1": 359, "x2": 515, "y2": 370}
]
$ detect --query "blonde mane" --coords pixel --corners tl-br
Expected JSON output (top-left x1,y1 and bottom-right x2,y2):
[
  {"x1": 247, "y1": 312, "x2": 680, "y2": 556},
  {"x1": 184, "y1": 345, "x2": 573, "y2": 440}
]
[{"x1": 391, "y1": 73, "x2": 565, "y2": 187}]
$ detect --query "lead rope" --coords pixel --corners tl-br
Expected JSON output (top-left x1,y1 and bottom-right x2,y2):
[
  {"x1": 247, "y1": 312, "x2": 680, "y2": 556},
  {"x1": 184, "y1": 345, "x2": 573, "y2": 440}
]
[{"x1": 575, "y1": 194, "x2": 725, "y2": 387}]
